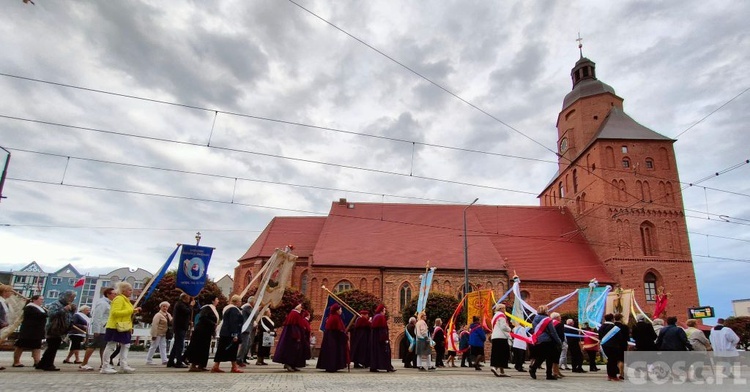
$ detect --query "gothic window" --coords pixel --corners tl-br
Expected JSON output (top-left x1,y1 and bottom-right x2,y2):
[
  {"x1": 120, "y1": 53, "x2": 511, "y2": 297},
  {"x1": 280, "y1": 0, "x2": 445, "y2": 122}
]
[
  {"x1": 644, "y1": 272, "x2": 658, "y2": 302},
  {"x1": 643, "y1": 181, "x2": 651, "y2": 202},
  {"x1": 660, "y1": 147, "x2": 670, "y2": 169},
  {"x1": 399, "y1": 283, "x2": 413, "y2": 310},
  {"x1": 637, "y1": 180, "x2": 644, "y2": 201},
  {"x1": 640, "y1": 221, "x2": 657, "y2": 256},
  {"x1": 581, "y1": 192, "x2": 587, "y2": 211},
  {"x1": 622, "y1": 158, "x2": 631, "y2": 168},
  {"x1": 573, "y1": 169, "x2": 578, "y2": 193},
  {"x1": 576, "y1": 196, "x2": 581, "y2": 214},
  {"x1": 666, "y1": 182, "x2": 675, "y2": 204},
  {"x1": 334, "y1": 280, "x2": 352, "y2": 293},
  {"x1": 645, "y1": 158, "x2": 654, "y2": 169},
  {"x1": 300, "y1": 270, "x2": 308, "y2": 295},
  {"x1": 622, "y1": 146, "x2": 628, "y2": 153},
  {"x1": 244, "y1": 271, "x2": 252, "y2": 286},
  {"x1": 559, "y1": 182, "x2": 565, "y2": 199},
  {"x1": 586, "y1": 154, "x2": 591, "y2": 172},
  {"x1": 372, "y1": 278, "x2": 380, "y2": 296}
]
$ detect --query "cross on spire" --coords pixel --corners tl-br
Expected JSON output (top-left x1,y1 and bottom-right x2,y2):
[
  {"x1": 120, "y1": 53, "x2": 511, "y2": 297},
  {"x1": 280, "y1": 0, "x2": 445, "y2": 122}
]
[{"x1": 576, "y1": 33, "x2": 584, "y2": 58}]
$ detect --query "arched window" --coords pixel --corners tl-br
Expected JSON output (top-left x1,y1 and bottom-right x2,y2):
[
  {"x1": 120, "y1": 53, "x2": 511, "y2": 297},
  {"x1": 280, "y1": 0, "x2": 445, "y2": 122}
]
[
  {"x1": 300, "y1": 270, "x2": 308, "y2": 295},
  {"x1": 372, "y1": 278, "x2": 381, "y2": 297},
  {"x1": 643, "y1": 181, "x2": 651, "y2": 202},
  {"x1": 605, "y1": 146, "x2": 615, "y2": 167},
  {"x1": 573, "y1": 169, "x2": 578, "y2": 193},
  {"x1": 443, "y1": 280, "x2": 452, "y2": 296},
  {"x1": 619, "y1": 180, "x2": 627, "y2": 202},
  {"x1": 622, "y1": 157, "x2": 631, "y2": 168},
  {"x1": 645, "y1": 158, "x2": 654, "y2": 170},
  {"x1": 244, "y1": 271, "x2": 252, "y2": 286},
  {"x1": 559, "y1": 182, "x2": 565, "y2": 199},
  {"x1": 360, "y1": 278, "x2": 367, "y2": 291},
  {"x1": 520, "y1": 290, "x2": 530, "y2": 301},
  {"x1": 581, "y1": 192, "x2": 587, "y2": 212},
  {"x1": 399, "y1": 283, "x2": 413, "y2": 310},
  {"x1": 644, "y1": 272, "x2": 658, "y2": 302},
  {"x1": 637, "y1": 180, "x2": 644, "y2": 201},
  {"x1": 640, "y1": 221, "x2": 657, "y2": 256},
  {"x1": 576, "y1": 196, "x2": 581, "y2": 214},
  {"x1": 666, "y1": 182, "x2": 675, "y2": 204},
  {"x1": 334, "y1": 280, "x2": 352, "y2": 293}
]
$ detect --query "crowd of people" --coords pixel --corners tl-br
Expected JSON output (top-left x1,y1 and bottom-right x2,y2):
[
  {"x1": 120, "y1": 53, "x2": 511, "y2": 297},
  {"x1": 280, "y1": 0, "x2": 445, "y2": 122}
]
[{"x1": 0, "y1": 282, "x2": 744, "y2": 381}]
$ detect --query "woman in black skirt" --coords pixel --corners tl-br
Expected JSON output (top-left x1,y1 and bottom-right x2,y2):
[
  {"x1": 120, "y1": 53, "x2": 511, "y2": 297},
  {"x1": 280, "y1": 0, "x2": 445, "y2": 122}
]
[
  {"x1": 211, "y1": 295, "x2": 243, "y2": 373},
  {"x1": 13, "y1": 295, "x2": 47, "y2": 367},
  {"x1": 255, "y1": 307, "x2": 275, "y2": 365}
]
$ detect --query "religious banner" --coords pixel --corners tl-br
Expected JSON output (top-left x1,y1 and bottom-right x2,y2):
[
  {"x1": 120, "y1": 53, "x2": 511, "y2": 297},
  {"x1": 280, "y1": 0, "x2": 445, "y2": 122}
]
[
  {"x1": 176, "y1": 244, "x2": 214, "y2": 296},
  {"x1": 241, "y1": 248, "x2": 297, "y2": 334},
  {"x1": 319, "y1": 294, "x2": 357, "y2": 332},
  {"x1": 606, "y1": 288, "x2": 634, "y2": 324},
  {"x1": 466, "y1": 289, "x2": 494, "y2": 327},
  {"x1": 578, "y1": 285, "x2": 609, "y2": 328},
  {"x1": 0, "y1": 292, "x2": 27, "y2": 342}
]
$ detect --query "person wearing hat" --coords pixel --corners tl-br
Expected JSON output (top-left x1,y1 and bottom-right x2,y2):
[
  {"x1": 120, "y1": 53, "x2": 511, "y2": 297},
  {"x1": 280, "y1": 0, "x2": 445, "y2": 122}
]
[
  {"x1": 349, "y1": 309, "x2": 371, "y2": 369},
  {"x1": 273, "y1": 303, "x2": 308, "y2": 372},
  {"x1": 369, "y1": 304, "x2": 395, "y2": 372},
  {"x1": 631, "y1": 314, "x2": 657, "y2": 351},
  {"x1": 316, "y1": 303, "x2": 348, "y2": 372}
]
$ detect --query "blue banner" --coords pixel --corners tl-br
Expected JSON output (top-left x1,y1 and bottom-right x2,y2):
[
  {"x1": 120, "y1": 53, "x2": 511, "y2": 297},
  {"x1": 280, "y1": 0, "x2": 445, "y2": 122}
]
[
  {"x1": 319, "y1": 294, "x2": 357, "y2": 332},
  {"x1": 176, "y1": 245, "x2": 214, "y2": 296},
  {"x1": 143, "y1": 245, "x2": 180, "y2": 301},
  {"x1": 578, "y1": 286, "x2": 608, "y2": 328}
]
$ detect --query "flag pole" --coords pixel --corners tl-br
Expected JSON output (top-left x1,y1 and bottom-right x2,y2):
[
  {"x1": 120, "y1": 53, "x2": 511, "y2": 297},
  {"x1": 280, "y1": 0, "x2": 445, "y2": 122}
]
[{"x1": 320, "y1": 285, "x2": 358, "y2": 315}]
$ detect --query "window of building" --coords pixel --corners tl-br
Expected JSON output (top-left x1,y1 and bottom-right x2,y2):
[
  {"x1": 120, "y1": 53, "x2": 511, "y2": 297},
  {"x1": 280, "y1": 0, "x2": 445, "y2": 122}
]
[
  {"x1": 573, "y1": 169, "x2": 578, "y2": 193},
  {"x1": 644, "y1": 272, "x2": 658, "y2": 302},
  {"x1": 520, "y1": 290, "x2": 530, "y2": 301},
  {"x1": 102, "y1": 281, "x2": 111, "y2": 288},
  {"x1": 133, "y1": 282, "x2": 144, "y2": 290},
  {"x1": 334, "y1": 280, "x2": 352, "y2": 293},
  {"x1": 244, "y1": 271, "x2": 252, "y2": 286},
  {"x1": 558, "y1": 182, "x2": 564, "y2": 199},
  {"x1": 50, "y1": 277, "x2": 61, "y2": 285},
  {"x1": 622, "y1": 146, "x2": 628, "y2": 153},
  {"x1": 68, "y1": 278, "x2": 75, "y2": 286},
  {"x1": 399, "y1": 283, "x2": 412, "y2": 310},
  {"x1": 645, "y1": 158, "x2": 654, "y2": 169},
  {"x1": 48, "y1": 290, "x2": 59, "y2": 299},
  {"x1": 622, "y1": 158, "x2": 630, "y2": 168},
  {"x1": 300, "y1": 270, "x2": 308, "y2": 295}
]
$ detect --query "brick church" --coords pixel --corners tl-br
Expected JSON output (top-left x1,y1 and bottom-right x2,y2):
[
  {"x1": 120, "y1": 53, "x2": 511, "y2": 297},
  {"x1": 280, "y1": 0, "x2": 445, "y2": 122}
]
[{"x1": 233, "y1": 53, "x2": 700, "y2": 352}]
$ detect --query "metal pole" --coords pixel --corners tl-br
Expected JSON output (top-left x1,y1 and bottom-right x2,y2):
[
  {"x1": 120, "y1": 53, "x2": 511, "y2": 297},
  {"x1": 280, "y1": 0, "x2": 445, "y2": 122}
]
[
  {"x1": 0, "y1": 146, "x2": 10, "y2": 203},
  {"x1": 463, "y1": 198, "x2": 478, "y2": 320},
  {"x1": 195, "y1": 231, "x2": 201, "y2": 246}
]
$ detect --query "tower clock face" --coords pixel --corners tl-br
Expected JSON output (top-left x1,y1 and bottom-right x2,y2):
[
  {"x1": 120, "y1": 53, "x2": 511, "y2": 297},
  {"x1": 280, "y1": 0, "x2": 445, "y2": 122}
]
[{"x1": 560, "y1": 137, "x2": 568, "y2": 153}]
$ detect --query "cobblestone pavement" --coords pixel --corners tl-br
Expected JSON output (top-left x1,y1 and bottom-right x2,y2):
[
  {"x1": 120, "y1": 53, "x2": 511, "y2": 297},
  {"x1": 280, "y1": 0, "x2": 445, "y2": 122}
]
[{"x1": 0, "y1": 351, "x2": 621, "y2": 392}]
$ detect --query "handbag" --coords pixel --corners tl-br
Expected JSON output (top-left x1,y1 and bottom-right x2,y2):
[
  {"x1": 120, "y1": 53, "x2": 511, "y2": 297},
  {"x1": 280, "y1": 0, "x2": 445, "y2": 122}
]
[
  {"x1": 115, "y1": 321, "x2": 131, "y2": 332},
  {"x1": 262, "y1": 332, "x2": 275, "y2": 347}
]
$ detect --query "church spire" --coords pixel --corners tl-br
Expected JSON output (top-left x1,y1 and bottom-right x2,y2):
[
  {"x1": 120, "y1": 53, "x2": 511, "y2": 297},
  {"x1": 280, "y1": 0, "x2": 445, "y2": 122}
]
[
  {"x1": 570, "y1": 34, "x2": 596, "y2": 89},
  {"x1": 576, "y1": 32, "x2": 584, "y2": 58}
]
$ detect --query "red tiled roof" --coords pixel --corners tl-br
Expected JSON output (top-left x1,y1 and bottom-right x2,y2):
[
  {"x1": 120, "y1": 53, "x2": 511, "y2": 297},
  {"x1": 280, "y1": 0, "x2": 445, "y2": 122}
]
[
  {"x1": 308, "y1": 202, "x2": 612, "y2": 283},
  {"x1": 237, "y1": 216, "x2": 326, "y2": 261}
]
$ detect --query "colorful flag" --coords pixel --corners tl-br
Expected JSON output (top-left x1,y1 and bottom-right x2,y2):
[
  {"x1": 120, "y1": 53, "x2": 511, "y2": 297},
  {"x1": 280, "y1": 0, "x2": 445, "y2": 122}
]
[
  {"x1": 319, "y1": 294, "x2": 357, "y2": 332},
  {"x1": 73, "y1": 276, "x2": 86, "y2": 288},
  {"x1": 416, "y1": 267, "x2": 436, "y2": 314},
  {"x1": 578, "y1": 285, "x2": 609, "y2": 328},
  {"x1": 176, "y1": 244, "x2": 214, "y2": 296}
]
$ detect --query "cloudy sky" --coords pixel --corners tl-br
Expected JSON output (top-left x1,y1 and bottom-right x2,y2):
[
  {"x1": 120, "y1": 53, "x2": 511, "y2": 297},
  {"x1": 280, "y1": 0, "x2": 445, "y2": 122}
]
[{"x1": 1, "y1": 1, "x2": 748, "y2": 320}]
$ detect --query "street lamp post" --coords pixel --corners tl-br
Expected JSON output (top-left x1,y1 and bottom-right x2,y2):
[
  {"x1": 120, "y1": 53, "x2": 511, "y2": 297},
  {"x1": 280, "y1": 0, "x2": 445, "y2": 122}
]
[{"x1": 463, "y1": 198, "x2": 479, "y2": 312}]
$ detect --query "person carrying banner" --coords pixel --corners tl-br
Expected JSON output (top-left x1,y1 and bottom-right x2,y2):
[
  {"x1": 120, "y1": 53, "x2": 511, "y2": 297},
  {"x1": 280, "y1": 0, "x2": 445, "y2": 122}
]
[
  {"x1": 212, "y1": 295, "x2": 244, "y2": 373},
  {"x1": 528, "y1": 305, "x2": 562, "y2": 381},
  {"x1": 369, "y1": 304, "x2": 396, "y2": 373},
  {"x1": 236, "y1": 296, "x2": 256, "y2": 366},
  {"x1": 255, "y1": 307, "x2": 274, "y2": 365},
  {"x1": 100, "y1": 282, "x2": 140, "y2": 374},
  {"x1": 167, "y1": 293, "x2": 194, "y2": 368},
  {"x1": 316, "y1": 303, "x2": 348, "y2": 372},
  {"x1": 349, "y1": 310, "x2": 371, "y2": 369},
  {"x1": 446, "y1": 323, "x2": 460, "y2": 367},
  {"x1": 0, "y1": 284, "x2": 15, "y2": 371},
  {"x1": 185, "y1": 295, "x2": 219, "y2": 372},
  {"x1": 273, "y1": 303, "x2": 308, "y2": 372},
  {"x1": 415, "y1": 311, "x2": 433, "y2": 371}
]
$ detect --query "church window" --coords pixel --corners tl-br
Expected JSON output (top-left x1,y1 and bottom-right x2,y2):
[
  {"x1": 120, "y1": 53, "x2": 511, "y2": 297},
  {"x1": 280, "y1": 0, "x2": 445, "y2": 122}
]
[
  {"x1": 582, "y1": 67, "x2": 590, "y2": 77},
  {"x1": 637, "y1": 181, "x2": 644, "y2": 201},
  {"x1": 581, "y1": 193, "x2": 587, "y2": 211},
  {"x1": 520, "y1": 290, "x2": 530, "y2": 301},
  {"x1": 573, "y1": 169, "x2": 578, "y2": 193},
  {"x1": 645, "y1": 158, "x2": 654, "y2": 169},
  {"x1": 660, "y1": 147, "x2": 670, "y2": 169},
  {"x1": 399, "y1": 283, "x2": 412, "y2": 310},
  {"x1": 592, "y1": 163, "x2": 596, "y2": 171},
  {"x1": 622, "y1": 158, "x2": 631, "y2": 168},
  {"x1": 576, "y1": 196, "x2": 581, "y2": 214},
  {"x1": 622, "y1": 146, "x2": 628, "y2": 153},
  {"x1": 644, "y1": 272, "x2": 658, "y2": 302},
  {"x1": 334, "y1": 280, "x2": 352, "y2": 293},
  {"x1": 300, "y1": 270, "x2": 308, "y2": 295},
  {"x1": 643, "y1": 181, "x2": 651, "y2": 202},
  {"x1": 559, "y1": 182, "x2": 564, "y2": 199},
  {"x1": 560, "y1": 137, "x2": 568, "y2": 152},
  {"x1": 640, "y1": 221, "x2": 657, "y2": 256},
  {"x1": 666, "y1": 182, "x2": 675, "y2": 204},
  {"x1": 244, "y1": 271, "x2": 252, "y2": 286}
]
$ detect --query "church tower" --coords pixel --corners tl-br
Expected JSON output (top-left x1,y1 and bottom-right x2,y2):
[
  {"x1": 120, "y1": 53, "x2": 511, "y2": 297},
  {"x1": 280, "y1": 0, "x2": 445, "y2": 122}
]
[{"x1": 539, "y1": 47, "x2": 700, "y2": 318}]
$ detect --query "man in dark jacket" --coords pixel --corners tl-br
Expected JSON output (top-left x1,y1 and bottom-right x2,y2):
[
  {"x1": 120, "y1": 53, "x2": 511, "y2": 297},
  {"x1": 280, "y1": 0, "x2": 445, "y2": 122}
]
[
  {"x1": 656, "y1": 316, "x2": 691, "y2": 351},
  {"x1": 631, "y1": 314, "x2": 658, "y2": 351},
  {"x1": 36, "y1": 290, "x2": 76, "y2": 371},
  {"x1": 167, "y1": 293, "x2": 194, "y2": 368},
  {"x1": 598, "y1": 313, "x2": 622, "y2": 381}
]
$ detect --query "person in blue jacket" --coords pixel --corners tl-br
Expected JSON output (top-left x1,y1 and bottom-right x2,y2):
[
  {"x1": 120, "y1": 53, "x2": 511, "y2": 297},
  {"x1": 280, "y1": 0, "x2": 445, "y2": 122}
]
[{"x1": 468, "y1": 316, "x2": 487, "y2": 371}]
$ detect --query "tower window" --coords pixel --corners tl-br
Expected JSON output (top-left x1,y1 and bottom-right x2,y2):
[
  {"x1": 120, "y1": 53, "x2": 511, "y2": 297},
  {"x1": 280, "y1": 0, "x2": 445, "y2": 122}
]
[
  {"x1": 622, "y1": 158, "x2": 630, "y2": 168},
  {"x1": 645, "y1": 159, "x2": 654, "y2": 169},
  {"x1": 640, "y1": 221, "x2": 657, "y2": 256},
  {"x1": 644, "y1": 272, "x2": 658, "y2": 302},
  {"x1": 622, "y1": 146, "x2": 628, "y2": 153},
  {"x1": 559, "y1": 182, "x2": 564, "y2": 199},
  {"x1": 573, "y1": 169, "x2": 578, "y2": 193}
]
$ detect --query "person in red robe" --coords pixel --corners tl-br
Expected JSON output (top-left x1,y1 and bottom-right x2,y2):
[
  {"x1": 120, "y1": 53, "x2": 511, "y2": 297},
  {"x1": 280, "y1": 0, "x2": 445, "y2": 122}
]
[
  {"x1": 369, "y1": 304, "x2": 396, "y2": 372},
  {"x1": 349, "y1": 310, "x2": 371, "y2": 368},
  {"x1": 315, "y1": 304, "x2": 348, "y2": 372},
  {"x1": 272, "y1": 304, "x2": 307, "y2": 371}
]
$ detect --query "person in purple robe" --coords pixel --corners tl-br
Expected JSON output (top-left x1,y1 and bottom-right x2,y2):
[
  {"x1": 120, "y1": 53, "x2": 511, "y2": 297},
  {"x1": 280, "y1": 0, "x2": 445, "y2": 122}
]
[
  {"x1": 272, "y1": 304, "x2": 308, "y2": 371},
  {"x1": 315, "y1": 304, "x2": 348, "y2": 372},
  {"x1": 369, "y1": 304, "x2": 396, "y2": 372},
  {"x1": 349, "y1": 310, "x2": 371, "y2": 368}
]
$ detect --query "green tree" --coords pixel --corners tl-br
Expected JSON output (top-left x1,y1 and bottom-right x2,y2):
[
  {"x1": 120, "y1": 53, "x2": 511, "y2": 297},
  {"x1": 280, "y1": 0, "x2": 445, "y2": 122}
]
[
  {"x1": 401, "y1": 292, "x2": 463, "y2": 327},
  {"x1": 270, "y1": 288, "x2": 313, "y2": 328},
  {"x1": 334, "y1": 289, "x2": 381, "y2": 316},
  {"x1": 139, "y1": 271, "x2": 227, "y2": 323},
  {"x1": 724, "y1": 316, "x2": 750, "y2": 350}
]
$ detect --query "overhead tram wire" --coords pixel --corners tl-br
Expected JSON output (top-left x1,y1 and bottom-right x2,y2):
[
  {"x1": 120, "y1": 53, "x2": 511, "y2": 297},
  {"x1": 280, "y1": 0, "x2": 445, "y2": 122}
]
[{"x1": 673, "y1": 87, "x2": 750, "y2": 139}]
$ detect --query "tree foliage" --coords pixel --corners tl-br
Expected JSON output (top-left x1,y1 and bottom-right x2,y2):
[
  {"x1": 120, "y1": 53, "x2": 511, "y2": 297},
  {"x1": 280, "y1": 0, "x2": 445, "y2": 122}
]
[
  {"x1": 724, "y1": 316, "x2": 750, "y2": 350},
  {"x1": 139, "y1": 271, "x2": 227, "y2": 323},
  {"x1": 334, "y1": 289, "x2": 381, "y2": 316},
  {"x1": 270, "y1": 288, "x2": 313, "y2": 328},
  {"x1": 401, "y1": 292, "x2": 463, "y2": 327}
]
